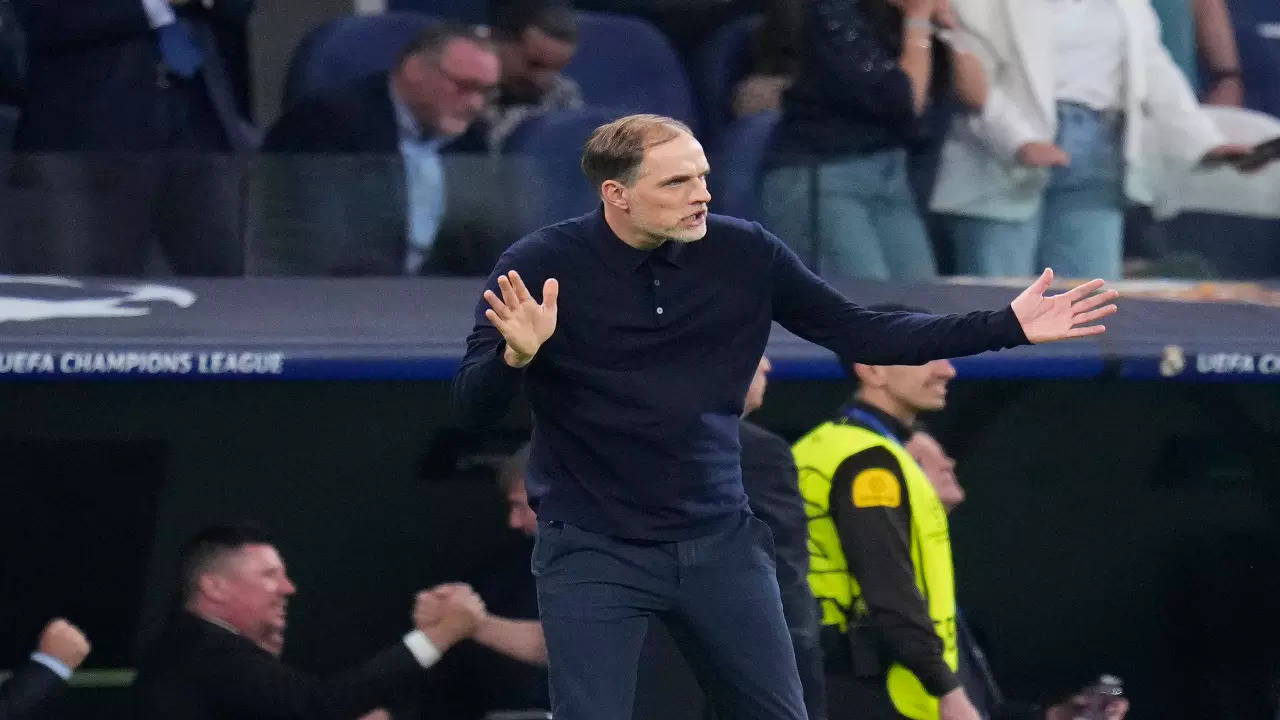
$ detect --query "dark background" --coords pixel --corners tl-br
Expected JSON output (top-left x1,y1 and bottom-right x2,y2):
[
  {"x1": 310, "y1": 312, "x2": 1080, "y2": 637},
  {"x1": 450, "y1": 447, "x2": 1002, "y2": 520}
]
[{"x1": 2, "y1": 377, "x2": 1278, "y2": 719}]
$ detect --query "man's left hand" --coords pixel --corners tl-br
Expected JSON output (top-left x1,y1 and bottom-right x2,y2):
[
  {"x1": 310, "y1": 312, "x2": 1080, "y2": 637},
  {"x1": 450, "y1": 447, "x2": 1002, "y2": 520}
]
[{"x1": 1010, "y1": 268, "x2": 1119, "y2": 344}]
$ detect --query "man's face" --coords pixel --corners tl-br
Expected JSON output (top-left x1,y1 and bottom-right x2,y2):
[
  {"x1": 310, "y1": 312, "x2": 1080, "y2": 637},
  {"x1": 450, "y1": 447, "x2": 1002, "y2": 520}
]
[
  {"x1": 506, "y1": 483, "x2": 538, "y2": 536},
  {"x1": 212, "y1": 544, "x2": 296, "y2": 656},
  {"x1": 906, "y1": 431, "x2": 965, "y2": 512},
  {"x1": 617, "y1": 131, "x2": 712, "y2": 244},
  {"x1": 880, "y1": 359, "x2": 956, "y2": 414},
  {"x1": 400, "y1": 39, "x2": 500, "y2": 137},
  {"x1": 497, "y1": 26, "x2": 576, "y2": 103},
  {"x1": 743, "y1": 356, "x2": 772, "y2": 416}
]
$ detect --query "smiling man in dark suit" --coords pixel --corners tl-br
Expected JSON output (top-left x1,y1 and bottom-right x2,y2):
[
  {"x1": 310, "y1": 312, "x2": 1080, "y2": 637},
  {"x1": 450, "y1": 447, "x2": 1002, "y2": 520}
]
[{"x1": 132, "y1": 524, "x2": 487, "y2": 720}]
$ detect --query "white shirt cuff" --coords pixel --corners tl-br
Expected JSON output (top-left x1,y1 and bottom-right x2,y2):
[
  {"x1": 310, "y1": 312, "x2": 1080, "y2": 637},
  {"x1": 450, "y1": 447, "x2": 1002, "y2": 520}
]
[
  {"x1": 29, "y1": 652, "x2": 73, "y2": 681},
  {"x1": 402, "y1": 630, "x2": 442, "y2": 669},
  {"x1": 141, "y1": 0, "x2": 177, "y2": 29}
]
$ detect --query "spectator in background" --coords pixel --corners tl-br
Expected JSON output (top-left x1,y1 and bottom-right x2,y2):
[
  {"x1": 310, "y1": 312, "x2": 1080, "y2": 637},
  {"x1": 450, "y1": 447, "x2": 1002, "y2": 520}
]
[
  {"x1": 740, "y1": 356, "x2": 828, "y2": 720},
  {"x1": 905, "y1": 430, "x2": 1130, "y2": 720},
  {"x1": 1150, "y1": 0, "x2": 1246, "y2": 106},
  {"x1": 761, "y1": 0, "x2": 989, "y2": 281},
  {"x1": 731, "y1": 0, "x2": 806, "y2": 118},
  {"x1": 460, "y1": 0, "x2": 583, "y2": 154},
  {"x1": 261, "y1": 23, "x2": 499, "y2": 276},
  {"x1": 0, "y1": 618, "x2": 90, "y2": 719},
  {"x1": 132, "y1": 524, "x2": 487, "y2": 719},
  {"x1": 929, "y1": 0, "x2": 1250, "y2": 279},
  {"x1": 9, "y1": 0, "x2": 259, "y2": 276}
]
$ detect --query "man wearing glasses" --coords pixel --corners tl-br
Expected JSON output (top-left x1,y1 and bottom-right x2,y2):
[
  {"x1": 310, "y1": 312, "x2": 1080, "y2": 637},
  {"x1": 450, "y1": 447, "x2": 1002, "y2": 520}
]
[{"x1": 262, "y1": 23, "x2": 500, "y2": 276}]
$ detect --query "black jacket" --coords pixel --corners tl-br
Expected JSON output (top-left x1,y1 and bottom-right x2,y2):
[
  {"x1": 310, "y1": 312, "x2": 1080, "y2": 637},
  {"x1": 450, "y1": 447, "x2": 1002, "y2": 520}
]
[
  {"x1": 0, "y1": 659, "x2": 64, "y2": 720},
  {"x1": 740, "y1": 418, "x2": 827, "y2": 720},
  {"x1": 132, "y1": 611, "x2": 424, "y2": 720},
  {"x1": 12, "y1": 0, "x2": 256, "y2": 152}
]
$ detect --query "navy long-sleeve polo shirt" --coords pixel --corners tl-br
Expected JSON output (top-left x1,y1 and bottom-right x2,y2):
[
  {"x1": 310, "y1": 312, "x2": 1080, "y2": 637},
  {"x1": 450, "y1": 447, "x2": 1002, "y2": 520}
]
[{"x1": 452, "y1": 208, "x2": 1027, "y2": 540}]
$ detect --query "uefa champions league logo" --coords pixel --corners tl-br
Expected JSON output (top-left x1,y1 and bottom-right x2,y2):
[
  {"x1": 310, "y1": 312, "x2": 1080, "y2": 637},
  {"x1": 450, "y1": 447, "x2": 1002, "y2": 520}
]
[{"x1": 0, "y1": 276, "x2": 196, "y2": 323}]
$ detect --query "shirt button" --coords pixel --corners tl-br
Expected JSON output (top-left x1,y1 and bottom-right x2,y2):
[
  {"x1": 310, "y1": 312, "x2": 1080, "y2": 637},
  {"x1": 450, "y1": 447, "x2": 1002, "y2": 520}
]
[{"x1": 656, "y1": 307, "x2": 664, "y2": 315}]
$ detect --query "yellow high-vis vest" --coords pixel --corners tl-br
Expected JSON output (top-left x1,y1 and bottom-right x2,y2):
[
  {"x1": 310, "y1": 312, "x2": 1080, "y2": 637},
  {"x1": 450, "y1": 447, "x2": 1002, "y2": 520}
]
[{"x1": 793, "y1": 420, "x2": 958, "y2": 720}]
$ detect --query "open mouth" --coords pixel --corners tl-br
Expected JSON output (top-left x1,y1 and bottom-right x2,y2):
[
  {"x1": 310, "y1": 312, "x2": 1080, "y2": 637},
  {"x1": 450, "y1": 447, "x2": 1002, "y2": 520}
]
[{"x1": 683, "y1": 210, "x2": 707, "y2": 225}]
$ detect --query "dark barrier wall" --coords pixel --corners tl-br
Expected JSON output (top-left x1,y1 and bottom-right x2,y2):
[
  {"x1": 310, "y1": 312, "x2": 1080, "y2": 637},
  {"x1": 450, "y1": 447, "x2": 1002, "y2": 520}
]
[{"x1": 2, "y1": 378, "x2": 1278, "y2": 720}]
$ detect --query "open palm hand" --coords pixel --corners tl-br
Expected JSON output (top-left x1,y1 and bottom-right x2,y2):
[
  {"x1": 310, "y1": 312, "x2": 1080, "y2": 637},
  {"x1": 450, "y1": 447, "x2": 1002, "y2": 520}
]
[
  {"x1": 483, "y1": 270, "x2": 559, "y2": 367},
  {"x1": 1011, "y1": 269, "x2": 1119, "y2": 343}
]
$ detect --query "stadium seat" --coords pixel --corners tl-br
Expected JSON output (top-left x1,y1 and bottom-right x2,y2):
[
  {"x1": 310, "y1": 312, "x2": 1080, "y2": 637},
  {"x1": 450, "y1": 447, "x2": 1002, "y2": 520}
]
[
  {"x1": 563, "y1": 12, "x2": 696, "y2": 126},
  {"x1": 1230, "y1": 0, "x2": 1280, "y2": 118},
  {"x1": 502, "y1": 107, "x2": 629, "y2": 233},
  {"x1": 708, "y1": 111, "x2": 779, "y2": 223},
  {"x1": 282, "y1": 13, "x2": 436, "y2": 109},
  {"x1": 1151, "y1": 105, "x2": 1280, "y2": 278},
  {"x1": 385, "y1": 0, "x2": 488, "y2": 23},
  {"x1": 692, "y1": 14, "x2": 762, "y2": 143}
]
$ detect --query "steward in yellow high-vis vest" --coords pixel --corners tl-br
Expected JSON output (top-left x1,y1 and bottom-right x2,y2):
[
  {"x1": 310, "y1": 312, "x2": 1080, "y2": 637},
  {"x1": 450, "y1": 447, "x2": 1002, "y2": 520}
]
[{"x1": 793, "y1": 330, "x2": 978, "y2": 720}]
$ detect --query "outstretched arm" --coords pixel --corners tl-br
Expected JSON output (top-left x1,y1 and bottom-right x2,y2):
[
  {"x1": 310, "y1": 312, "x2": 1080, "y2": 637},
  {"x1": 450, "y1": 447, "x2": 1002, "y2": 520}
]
[{"x1": 769, "y1": 227, "x2": 1118, "y2": 365}]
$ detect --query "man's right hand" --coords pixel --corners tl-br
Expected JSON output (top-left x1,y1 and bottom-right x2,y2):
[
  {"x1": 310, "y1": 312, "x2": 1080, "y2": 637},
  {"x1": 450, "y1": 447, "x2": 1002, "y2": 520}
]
[
  {"x1": 1017, "y1": 141, "x2": 1070, "y2": 168},
  {"x1": 415, "y1": 584, "x2": 486, "y2": 651},
  {"x1": 483, "y1": 270, "x2": 559, "y2": 368},
  {"x1": 938, "y1": 687, "x2": 982, "y2": 720},
  {"x1": 38, "y1": 619, "x2": 90, "y2": 670}
]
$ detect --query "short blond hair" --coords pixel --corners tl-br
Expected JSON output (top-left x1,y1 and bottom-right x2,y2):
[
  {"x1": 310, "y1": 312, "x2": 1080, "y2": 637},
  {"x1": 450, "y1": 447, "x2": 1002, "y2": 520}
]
[{"x1": 580, "y1": 114, "x2": 693, "y2": 189}]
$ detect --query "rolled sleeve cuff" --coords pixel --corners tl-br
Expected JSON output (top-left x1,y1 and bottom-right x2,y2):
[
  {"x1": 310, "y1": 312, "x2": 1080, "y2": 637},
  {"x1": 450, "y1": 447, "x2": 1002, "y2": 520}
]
[
  {"x1": 402, "y1": 630, "x2": 442, "y2": 669},
  {"x1": 140, "y1": 0, "x2": 177, "y2": 28},
  {"x1": 29, "y1": 652, "x2": 73, "y2": 681}
]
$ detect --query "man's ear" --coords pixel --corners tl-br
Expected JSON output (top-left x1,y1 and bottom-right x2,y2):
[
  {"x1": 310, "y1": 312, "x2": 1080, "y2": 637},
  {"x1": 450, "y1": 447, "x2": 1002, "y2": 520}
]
[
  {"x1": 198, "y1": 573, "x2": 226, "y2": 602},
  {"x1": 601, "y1": 179, "x2": 629, "y2": 212},
  {"x1": 854, "y1": 363, "x2": 884, "y2": 388}
]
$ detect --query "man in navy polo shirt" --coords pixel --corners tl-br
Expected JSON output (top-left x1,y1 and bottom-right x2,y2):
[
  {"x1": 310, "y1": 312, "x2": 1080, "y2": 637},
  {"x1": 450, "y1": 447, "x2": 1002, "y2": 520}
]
[{"x1": 452, "y1": 113, "x2": 1119, "y2": 720}]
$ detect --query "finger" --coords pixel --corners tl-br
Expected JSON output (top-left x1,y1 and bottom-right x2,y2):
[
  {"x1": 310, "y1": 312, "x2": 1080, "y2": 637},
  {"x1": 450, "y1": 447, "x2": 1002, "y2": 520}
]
[
  {"x1": 1063, "y1": 278, "x2": 1106, "y2": 302},
  {"x1": 1072, "y1": 304, "x2": 1117, "y2": 325},
  {"x1": 542, "y1": 278, "x2": 559, "y2": 311},
  {"x1": 483, "y1": 289, "x2": 510, "y2": 319},
  {"x1": 508, "y1": 270, "x2": 533, "y2": 304},
  {"x1": 497, "y1": 275, "x2": 519, "y2": 309},
  {"x1": 484, "y1": 309, "x2": 514, "y2": 337},
  {"x1": 1065, "y1": 324, "x2": 1106, "y2": 338},
  {"x1": 1071, "y1": 287, "x2": 1119, "y2": 311},
  {"x1": 1028, "y1": 267, "x2": 1053, "y2": 296}
]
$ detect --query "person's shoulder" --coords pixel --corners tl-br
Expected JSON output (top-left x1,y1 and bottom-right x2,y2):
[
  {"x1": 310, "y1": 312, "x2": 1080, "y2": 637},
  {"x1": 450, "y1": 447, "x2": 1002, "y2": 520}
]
[
  {"x1": 264, "y1": 75, "x2": 393, "y2": 152},
  {"x1": 706, "y1": 213, "x2": 781, "y2": 256},
  {"x1": 504, "y1": 212, "x2": 593, "y2": 259}
]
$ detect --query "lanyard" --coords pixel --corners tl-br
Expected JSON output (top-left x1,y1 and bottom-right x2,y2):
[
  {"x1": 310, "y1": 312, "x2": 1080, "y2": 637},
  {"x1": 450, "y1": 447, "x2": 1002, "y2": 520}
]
[{"x1": 841, "y1": 407, "x2": 902, "y2": 445}]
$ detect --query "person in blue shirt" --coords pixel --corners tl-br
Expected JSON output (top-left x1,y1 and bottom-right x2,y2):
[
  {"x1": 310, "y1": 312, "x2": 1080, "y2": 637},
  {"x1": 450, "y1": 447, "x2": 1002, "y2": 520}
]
[{"x1": 452, "y1": 112, "x2": 1119, "y2": 720}]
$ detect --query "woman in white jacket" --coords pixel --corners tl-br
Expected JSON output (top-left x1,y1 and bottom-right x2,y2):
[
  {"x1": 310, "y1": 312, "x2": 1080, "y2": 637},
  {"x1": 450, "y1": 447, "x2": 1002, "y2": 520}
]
[{"x1": 929, "y1": 0, "x2": 1249, "y2": 278}]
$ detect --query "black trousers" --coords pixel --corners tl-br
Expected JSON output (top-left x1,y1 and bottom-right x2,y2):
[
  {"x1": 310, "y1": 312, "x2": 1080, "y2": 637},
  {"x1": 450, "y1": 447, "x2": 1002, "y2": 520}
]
[
  {"x1": 3, "y1": 74, "x2": 244, "y2": 276},
  {"x1": 826, "y1": 671, "x2": 911, "y2": 720}
]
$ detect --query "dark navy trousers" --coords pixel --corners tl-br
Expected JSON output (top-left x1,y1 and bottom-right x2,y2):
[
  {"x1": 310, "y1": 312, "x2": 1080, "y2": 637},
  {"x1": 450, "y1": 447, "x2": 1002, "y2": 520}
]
[{"x1": 532, "y1": 511, "x2": 809, "y2": 720}]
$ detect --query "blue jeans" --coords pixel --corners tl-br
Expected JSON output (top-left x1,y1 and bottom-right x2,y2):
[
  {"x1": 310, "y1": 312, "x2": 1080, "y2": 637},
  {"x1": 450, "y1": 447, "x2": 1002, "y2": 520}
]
[
  {"x1": 761, "y1": 149, "x2": 938, "y2": 280},
  {"x1": 533, "y1": 512, "x2": 807, "y2": 720},
  {"x1": 950, "y1": 102, "x2": 1126, "y2": 279}
]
